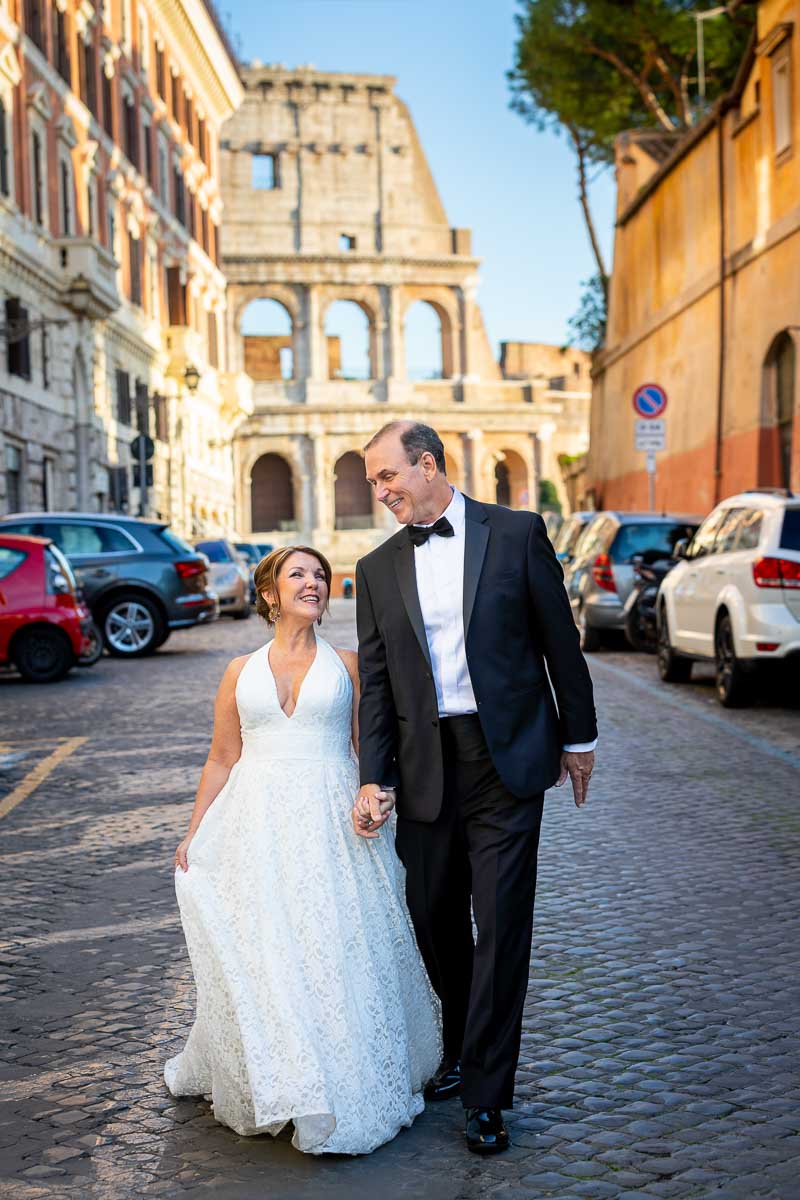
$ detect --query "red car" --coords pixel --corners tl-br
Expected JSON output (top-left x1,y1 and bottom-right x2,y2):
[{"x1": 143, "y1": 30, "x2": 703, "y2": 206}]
[{"x1": 0, "y1": 534, "x2": 94, "y2": 682}]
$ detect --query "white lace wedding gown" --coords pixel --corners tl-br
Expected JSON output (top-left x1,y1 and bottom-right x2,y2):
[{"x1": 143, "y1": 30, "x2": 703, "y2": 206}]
[{"x1": 164, "y1": 635, "x2": 441, "y2": 1154}]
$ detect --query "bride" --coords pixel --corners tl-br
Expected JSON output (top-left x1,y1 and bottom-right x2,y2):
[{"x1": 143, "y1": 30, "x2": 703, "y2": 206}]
[{"x1": 165, "y1": 546, "x2": 441, "y2": 1155}]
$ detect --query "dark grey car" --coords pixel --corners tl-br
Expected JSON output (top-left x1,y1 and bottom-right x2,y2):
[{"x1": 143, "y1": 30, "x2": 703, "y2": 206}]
[
  {"x1": 564, "y1": 511, "x2": 701, "y2": 651},
  {"x1": 0, "y1": 513, "x2": 217, "y2": 656}
]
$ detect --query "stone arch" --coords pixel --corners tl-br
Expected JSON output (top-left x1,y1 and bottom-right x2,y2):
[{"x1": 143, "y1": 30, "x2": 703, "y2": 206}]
[
  {"x1": 760, "y1": 330, "x2": 797, "y2": 489},
  {"x1": 230, "y1": 284, "x2": 302, "y2": 375},
  {"x1": 404, "y1": 300, "x2": 444, "y2": 380},
  {"x1": 240, "y1": 297, "x2": 295, "y2": 381},
  {"x1": 323, "y1": 298, "x2": 375, "y2": 381},
  {"x1": 251, "y1": 452, "x2": 296, "y2": 532},
  {"x1": 399, "y1": 287, "x2": 459, "y2": 379},
  {"x1": 495, "y1": 448, "x2": 529, "y2": 510},
  {"x1": 334, "y1": 450, "x2": 373, "y2": 530}
]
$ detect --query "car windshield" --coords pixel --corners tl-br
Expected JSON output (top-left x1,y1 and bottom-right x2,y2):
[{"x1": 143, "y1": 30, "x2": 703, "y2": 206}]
[
  {"x1": 195, "y1": 541, "x2": 232, "y2": 563},
  {"x1": 159, "y1": 528, "x2": 196, "y2": 556},
  {"x1": 234, "y1": 543, "x2": 259, "y2": 564},
  {"x1": 554, "y1": 519, "x2": 580, "y2": 555},
  {"x1": 612, "y1": 522, "x2": 696, "y2": 563},
  {"x1": 780, "y1": 508, "x2": 800, "y2": 551}
]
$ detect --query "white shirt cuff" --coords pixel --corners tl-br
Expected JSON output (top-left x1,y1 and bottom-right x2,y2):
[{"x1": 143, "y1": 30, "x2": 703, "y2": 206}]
[{"x1": 563, "y1": 739, "x2": 598, "y2": 753}]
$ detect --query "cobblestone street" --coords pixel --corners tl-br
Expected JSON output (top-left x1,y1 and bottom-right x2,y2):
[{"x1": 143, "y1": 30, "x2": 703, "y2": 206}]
[{"x1": 1, "y1": 603, "x2": 799, "y2": 1200}]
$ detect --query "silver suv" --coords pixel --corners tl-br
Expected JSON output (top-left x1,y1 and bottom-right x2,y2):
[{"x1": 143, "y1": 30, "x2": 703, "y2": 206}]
[{"x1": 565, "y1": 511, "x2": 701, "y2": 651}]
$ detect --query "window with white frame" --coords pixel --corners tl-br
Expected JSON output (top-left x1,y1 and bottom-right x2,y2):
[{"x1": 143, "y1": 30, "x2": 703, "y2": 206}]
[
  {"x1": 0, "y1": 89, "x2": 13, "y2": 201},
  {"x1": 58, "y1": 151, "x2": 74, "y2": 236},
  {"x1": 773, "y1": 52, "x2": 792, "y2": 157},
  {"x1": 30, "y1": 123, "x2": 47, "y2": 228},
  {"x1": 158, "y1": 130, "x2": 169, "y2": 206}
]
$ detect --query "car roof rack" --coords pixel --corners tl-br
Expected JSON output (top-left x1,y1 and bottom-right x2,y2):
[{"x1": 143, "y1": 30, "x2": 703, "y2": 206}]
[{"x1": 740, "y1": 487, "x2": 794, "y2": 498}]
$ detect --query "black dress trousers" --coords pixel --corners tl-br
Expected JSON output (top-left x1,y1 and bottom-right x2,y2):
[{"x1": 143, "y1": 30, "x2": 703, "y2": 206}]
[{"x1": 395, "y1": 714, "x2": 544, "y2": 1109}]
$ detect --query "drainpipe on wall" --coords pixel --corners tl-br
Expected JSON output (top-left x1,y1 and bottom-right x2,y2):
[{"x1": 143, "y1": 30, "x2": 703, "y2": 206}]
[{"x1": 714, "y1": 108, "x2": 727, "y2": 505}]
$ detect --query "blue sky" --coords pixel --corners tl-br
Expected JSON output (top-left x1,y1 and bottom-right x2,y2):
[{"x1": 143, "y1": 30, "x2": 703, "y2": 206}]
[{"x1": 223, "y1": 0, "x2": 617, "y2": 362}]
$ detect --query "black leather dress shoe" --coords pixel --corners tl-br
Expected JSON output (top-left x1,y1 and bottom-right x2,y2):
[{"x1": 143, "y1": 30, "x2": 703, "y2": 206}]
[
  {"x1": 423, "y1": 1058, "x2": 461, "y2": 1101},
  {"x1": 465, "y1": 1107, "x2": 510, "y2": 1154}
]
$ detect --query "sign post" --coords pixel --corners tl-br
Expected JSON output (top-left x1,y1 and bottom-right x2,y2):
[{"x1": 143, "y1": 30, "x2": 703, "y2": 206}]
[{"x1": 632, "y1": 385, "x2": 668, "y2": 512}]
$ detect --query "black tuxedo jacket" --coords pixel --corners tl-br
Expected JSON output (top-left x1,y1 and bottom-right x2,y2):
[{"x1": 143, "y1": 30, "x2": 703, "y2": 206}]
[{"x1": 355, "y1": 496, "x2": 597, "y2": 822}]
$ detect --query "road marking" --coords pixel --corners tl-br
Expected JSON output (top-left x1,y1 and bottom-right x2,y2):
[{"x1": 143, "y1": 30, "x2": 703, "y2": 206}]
[
  {"x1": 591, "y1": 658, "x2": 800, "y2": 771},
  {"x1": 0, "y1": 736, "x2": 88, "y2": 821}
]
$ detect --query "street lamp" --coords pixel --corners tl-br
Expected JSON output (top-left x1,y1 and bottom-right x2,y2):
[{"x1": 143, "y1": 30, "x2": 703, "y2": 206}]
[{"x1": 183, "y1": 363, "x2": 201, "y2": 393}]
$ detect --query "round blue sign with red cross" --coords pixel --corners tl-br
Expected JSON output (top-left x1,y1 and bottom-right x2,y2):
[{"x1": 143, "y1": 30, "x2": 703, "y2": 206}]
[{"x1": 632, "y1": 383, "x2": 668, "y2": 418}]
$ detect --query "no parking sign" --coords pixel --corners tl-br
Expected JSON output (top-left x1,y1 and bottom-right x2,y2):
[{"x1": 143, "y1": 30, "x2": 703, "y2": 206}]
[{"x1": 632, "y1": 383, "x2": 668, "y2": 418}]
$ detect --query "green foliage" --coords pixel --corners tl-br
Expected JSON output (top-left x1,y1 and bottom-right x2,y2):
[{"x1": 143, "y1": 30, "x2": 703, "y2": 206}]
[
  {"x1": 539, "y1": 478, "x2": 562, "y2": 513},
  {"x1": 509, "y1": 1, "x2": 756, "y2": 162},
  {"x1": 568, "y1": 273, "x2": 608, "y2": 351}
]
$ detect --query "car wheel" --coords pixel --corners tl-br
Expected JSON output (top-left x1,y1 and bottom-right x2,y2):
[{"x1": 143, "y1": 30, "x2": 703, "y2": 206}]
[
  {"x1": 656, "y1": 607, "x2": 693, "y2": 682},
  {"x1": 577, "y1": 606, "x2": 602, "y2": 653},
  {"x1": 233, "y1": 606, "x2": 251, "y2": 621},
  {"x1": 14, "y1": 627, "x2": 74, "y2": 683},
  {"x1": 78, "y1": 620, "x2": 104, "y2": 667},
  {"x1": 100, "y1": 594, "x2": 165, "y2": 657},
  {"x1": 714, "y1": 613, "x2": 751, "y2": 707}
]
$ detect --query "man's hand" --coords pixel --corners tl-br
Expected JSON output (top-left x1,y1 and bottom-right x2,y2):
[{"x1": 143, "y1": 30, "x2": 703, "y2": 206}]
[
  {"x1": 555, "y1": 750, "x2": 595, "y2": 808},
  {"x1": 352, "y1": 784, "x2": 396, "y2": 839}
]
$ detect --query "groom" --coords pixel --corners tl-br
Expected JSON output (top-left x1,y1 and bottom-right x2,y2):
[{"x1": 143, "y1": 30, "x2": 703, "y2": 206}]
[{"x1": 352, "y1": 421, "x2": 597, "y2": 1154}]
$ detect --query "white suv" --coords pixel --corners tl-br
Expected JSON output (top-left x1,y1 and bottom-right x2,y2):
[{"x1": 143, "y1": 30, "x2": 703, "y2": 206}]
[{"x1": 657, "y1": 490, "x2": 800, "y2": 706}]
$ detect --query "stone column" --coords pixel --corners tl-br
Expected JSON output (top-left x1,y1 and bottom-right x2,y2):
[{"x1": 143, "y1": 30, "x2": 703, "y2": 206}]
[
  {"x1": 461, "y1": 431, "x2": 475, "y2": 497},
  {"x1": 313, "y1": 432, "x2": 335, "y2": 535},
  {"x1": 297, "y1": 434, "x2": 316, "y2": 534},
  {"x1": 387, "y1": 285, "x2": 405, "y2": 381},
  {"x1": 305, "y1": 286, "x2": 327, "y2": 381},
  {"x1": 529, "y1": 432, "x2": 541, "y2": 512}
]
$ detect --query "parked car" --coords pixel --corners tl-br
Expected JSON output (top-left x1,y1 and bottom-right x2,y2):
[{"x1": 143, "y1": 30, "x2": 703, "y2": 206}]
[
  {"x1": 657, "y1": 489, "x2": 800, "y2": 706},
  {"x1": 553, "y1": 511, "x2": 595, "y2": 565},
  {"x1": 233, "y1": 541, "x2": 273, "y2": 568},
  {"x1": 0, "y1": 513, "x2": 216, "y2": 657},
  {"x1": 0, "y1": 534, "x2": 94, "y2": 682},
  {"x1": 194, "y1": 539, "x2": 251, "y2": 619},
  {"x1": 565, "y1": 511, "x2": 702, "y2": 651}
]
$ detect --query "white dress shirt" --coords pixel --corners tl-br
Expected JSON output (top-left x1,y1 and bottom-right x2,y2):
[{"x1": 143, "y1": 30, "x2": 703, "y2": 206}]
[{"x1": 412, "y1": 488, "x2": 597, "y2": 753}]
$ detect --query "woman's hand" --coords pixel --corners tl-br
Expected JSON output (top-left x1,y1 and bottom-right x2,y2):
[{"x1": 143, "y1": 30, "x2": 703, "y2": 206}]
[{"x1": 174, "y1": 834, "x2": 194, "y2": 872}]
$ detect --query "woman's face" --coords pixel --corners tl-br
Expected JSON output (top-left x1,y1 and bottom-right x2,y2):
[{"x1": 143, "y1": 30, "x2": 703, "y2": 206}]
[{"x1": 270, "y1": 551, "x2": 328, "y2": 625}]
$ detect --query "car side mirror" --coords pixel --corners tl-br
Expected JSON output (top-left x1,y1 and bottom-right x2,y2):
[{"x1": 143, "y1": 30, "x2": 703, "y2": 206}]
[{"x1": 673, "y1": 538, "x2": 689, "y2": 559}]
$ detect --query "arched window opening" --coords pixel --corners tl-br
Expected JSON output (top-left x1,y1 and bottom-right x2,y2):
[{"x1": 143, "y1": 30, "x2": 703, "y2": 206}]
[
  {"x1": 444, "y1": 452, "x2": 461, "y2": 489},
  {"x1": 325, "y1": 300, "x2": 372, "y2": 381},
  {"x1": 251, "y1": 453, "x2": 295, "y2": 532},
  {"x1": 495, "y1": 450, "x2": 529, "y2": 510},
  {"x1": 404, "y1": 300, "x2": 444, "y2": 381},
  {"x1": 241, "y1": 298, "x2": 294, "y2": 381},
  {"x1": 760, "y1": 332, "x2": 796, "y2": 489},
  {"x1": 334, "y1": 451, "x2": 373, "y2": 530}
]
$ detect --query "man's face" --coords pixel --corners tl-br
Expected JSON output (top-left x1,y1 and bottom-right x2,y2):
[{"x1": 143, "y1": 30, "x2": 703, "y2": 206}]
[{"x1": 365, "y1": 433, "x2": 433, "y2": 526}]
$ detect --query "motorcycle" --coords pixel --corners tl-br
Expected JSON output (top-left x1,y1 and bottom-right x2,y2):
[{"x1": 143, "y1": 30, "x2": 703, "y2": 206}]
[{"x1": 623, "y1": 553, "x2": 677, "y2": 654}]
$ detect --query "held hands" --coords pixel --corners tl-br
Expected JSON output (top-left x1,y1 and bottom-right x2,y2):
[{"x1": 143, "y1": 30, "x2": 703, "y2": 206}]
[
  {"x1": 352, "y1": 784, "x2": 396, "y2": 839},
  {"x1": 174, "y1": 834, "x2": 194, "y2": 872},
  {"x1": 555, "y1": 749, "x2": 595, "y2": 808}
]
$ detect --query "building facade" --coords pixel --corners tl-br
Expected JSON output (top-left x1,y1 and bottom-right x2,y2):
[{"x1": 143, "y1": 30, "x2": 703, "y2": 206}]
[
  {"x1": 589, "y1": 0, "x2": 800, "y2": 514},
  {"x1": 220, "y1": 65, "x2": 590, "y2": 587},
  {"x1": 0, "y1": 0, "x2": 246, "y2": 536}
]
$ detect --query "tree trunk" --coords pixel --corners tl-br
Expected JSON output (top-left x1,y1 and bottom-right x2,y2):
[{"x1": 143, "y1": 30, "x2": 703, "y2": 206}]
[{"x1": 569, "y1": 126, "x2": 608, "y2": 298}]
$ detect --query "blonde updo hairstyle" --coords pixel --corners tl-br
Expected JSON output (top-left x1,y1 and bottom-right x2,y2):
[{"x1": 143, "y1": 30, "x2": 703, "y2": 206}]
[{"x1": 254, "y1": 545, "x2": 333, "y2": 626}]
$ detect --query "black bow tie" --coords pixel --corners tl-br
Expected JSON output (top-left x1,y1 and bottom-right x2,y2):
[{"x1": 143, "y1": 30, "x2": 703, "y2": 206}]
[{"x1": 407, "y1": 516, "x2": 455, "y2": 547}]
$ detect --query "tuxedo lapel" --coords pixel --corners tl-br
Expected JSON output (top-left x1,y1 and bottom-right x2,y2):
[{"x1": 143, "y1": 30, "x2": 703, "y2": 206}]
[
  {"x1": 463, "y1": 496, "x2": 490, "y2": 636},
  {"x1": 394, "y1": 537, "x2": 433, "y2": 671}
]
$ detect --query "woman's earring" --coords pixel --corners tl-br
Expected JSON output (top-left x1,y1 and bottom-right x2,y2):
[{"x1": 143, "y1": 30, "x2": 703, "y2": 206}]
[
  {"x1": 317, "y1": 615, "x2": 322, "y2": 627},
  {"x1": 269, "y1": 603, "x2": 280, "y2": 623}
]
